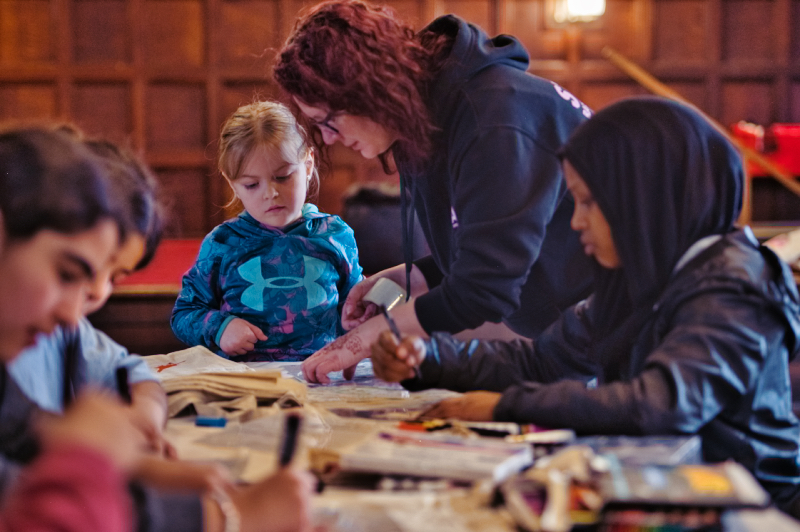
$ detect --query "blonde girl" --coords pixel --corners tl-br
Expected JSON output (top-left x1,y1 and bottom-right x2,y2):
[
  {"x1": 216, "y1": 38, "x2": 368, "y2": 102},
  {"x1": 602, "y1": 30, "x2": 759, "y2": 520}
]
[{"x1": 172, "y1": 101, "x2": 363, "y2": 361}]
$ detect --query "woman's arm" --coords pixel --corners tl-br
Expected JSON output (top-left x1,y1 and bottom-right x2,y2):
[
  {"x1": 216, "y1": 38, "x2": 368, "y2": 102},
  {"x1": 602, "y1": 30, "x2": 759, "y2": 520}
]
[
  {"x1": 386, "y1": 300, "x2": 597, "y2": 392},
  {"x1": 2, "y1": 392, "x2": 146, "y2": 532},
  {"x1": 493, "y1": 289, "x2": 786, "y2": 434},
  {"x1": 1, "y1": 444, "x2": 131, "y2": 532},
  {"x1": 340, "y1": 263, "x2": 429, "y2": 331}
]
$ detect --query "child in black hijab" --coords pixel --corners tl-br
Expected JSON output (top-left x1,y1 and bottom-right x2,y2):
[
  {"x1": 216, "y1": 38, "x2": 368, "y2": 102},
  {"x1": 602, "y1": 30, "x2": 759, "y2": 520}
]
[{"x1": 370, "y1": 97, "x2": 800, "y2": 515}]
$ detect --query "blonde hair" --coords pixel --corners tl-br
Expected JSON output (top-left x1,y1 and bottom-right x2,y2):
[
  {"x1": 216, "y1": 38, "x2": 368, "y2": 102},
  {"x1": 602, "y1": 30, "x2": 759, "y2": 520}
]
[{"x1": 218, "y1": 101, "x2": 319, "y2": 204}]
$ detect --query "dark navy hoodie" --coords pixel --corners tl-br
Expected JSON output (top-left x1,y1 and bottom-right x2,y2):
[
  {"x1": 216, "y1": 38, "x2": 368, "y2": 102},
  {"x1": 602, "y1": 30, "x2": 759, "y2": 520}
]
[{"x1": 399, "y1": 15, "x2": 594, "y2": 337}]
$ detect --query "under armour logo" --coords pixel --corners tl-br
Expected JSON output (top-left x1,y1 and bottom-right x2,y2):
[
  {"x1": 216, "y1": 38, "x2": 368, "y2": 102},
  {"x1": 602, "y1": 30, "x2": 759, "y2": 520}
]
[
  {"x1": 238, "y1": 255, "x2": 328, "y2": 311},
  {"x1": 451, "y1": 206, "x2": 459, "y2": 229}
]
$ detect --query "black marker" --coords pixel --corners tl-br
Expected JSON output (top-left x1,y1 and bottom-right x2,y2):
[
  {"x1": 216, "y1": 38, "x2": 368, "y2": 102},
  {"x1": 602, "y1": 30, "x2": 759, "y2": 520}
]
[
  {"x1": 116, "y1": 367, "x2": 132, "y2": 404},
  {"x1": 381, "y1": 306, "x2": 402, "y2": 341},
  {"x1": 381, "y1": 306, "x2": 421, "y2": 379},
  {"x1": 278, "y1": 412, "x2": 302, "y2": 467}
]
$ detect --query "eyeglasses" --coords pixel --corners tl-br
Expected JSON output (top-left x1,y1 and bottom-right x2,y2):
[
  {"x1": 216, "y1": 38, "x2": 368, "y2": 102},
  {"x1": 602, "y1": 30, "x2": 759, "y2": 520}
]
[{"x1": 311, "y1": 110, "x2": 341, "y2": 135}]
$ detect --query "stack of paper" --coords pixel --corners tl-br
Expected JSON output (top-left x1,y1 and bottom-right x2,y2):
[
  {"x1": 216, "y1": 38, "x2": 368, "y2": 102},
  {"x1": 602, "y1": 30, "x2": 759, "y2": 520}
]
[{"x1": 310, "y1": 428, "x2": 533, "y2": 483}]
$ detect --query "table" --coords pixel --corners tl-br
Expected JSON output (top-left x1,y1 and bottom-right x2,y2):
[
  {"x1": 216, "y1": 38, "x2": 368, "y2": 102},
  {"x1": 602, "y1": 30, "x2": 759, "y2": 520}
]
[
  {"x1": 164, "y1": 360, "x2": 520, "y2": 532},
  {"x1": 163, "y1": 360, "x2": 800, "y2": 532}
]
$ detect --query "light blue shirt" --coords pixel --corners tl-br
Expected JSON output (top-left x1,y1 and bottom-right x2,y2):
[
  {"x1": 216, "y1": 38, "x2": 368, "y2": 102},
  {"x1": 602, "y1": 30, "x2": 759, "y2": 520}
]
[{"x1": 8, "y1": 317, "x2": 157, "y2": 413}]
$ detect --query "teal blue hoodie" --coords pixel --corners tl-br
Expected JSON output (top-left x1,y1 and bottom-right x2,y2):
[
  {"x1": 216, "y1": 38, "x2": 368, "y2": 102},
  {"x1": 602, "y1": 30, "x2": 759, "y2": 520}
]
[{"x1": 171, "y1": 204, "x2": 363, "y2": 361}]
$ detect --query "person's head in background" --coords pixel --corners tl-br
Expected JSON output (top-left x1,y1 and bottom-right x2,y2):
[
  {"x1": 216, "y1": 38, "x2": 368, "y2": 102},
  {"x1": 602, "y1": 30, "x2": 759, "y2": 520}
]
[
  {"x1": 218, "y1": 100, "x2": 318, "y2": 229},
  {"x1": 273, "y1": 0, "x2": 452, "y2": 171},
  {"x1": 79, "y1": 138, "x2": 165, "y2": 315},
  {"x1": 559, "y1": 96, "x2": 742, "y2": 332},
  {"x1": 0, "y1": 126, "x2": 125, "y2": 361}
]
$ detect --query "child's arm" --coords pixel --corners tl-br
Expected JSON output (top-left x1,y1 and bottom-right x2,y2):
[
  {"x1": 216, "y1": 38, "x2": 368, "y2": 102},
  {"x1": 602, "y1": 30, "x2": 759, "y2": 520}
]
[
  {"x1": 68, "y1": 319, "x2": 171, "y2": 455},
  {"x1": 129, "y1": 380, "x2": 172, "y2": 457},
  {"x1": 171, "y1": 237, "x2": 230, "y2": 352},
  {"x1": 132, "y1": 455, "x2": 233, "y2": 494}
]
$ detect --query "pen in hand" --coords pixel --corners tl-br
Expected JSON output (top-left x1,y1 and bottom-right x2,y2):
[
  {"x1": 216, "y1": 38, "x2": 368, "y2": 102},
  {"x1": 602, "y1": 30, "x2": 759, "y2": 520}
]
[
  {"x1": 278, "y1": 412, "x2": 302, "y2": 467},
  {"x1": 116, "y1": 367, "x2": 132, "y2": 404},
  {"x1": 380, "y1": 305, "x2": 402, "y2": 341},
  {"x1": 380, "y1": 306, "x2": 421, "y2": 379}
]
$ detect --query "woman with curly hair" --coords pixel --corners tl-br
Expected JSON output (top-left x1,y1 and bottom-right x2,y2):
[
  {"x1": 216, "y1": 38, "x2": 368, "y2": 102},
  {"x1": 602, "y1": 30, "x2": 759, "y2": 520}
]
[{"x1": 274, "y1": 0, "x2": 594, "y2": 383}]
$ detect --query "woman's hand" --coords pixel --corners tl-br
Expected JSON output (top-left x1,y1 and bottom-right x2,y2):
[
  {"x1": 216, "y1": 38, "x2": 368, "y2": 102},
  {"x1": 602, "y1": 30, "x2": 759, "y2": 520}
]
[
  {"x1": 304, "y1": 300, "x2": 428, "y2": 384},
  {"x1": 420, "y1": 391, "x2": 503, "y2": 422},
  {"x1": 340, "y1": 276, "x2": 380, "y2": 331},
  {"x1": 219, "y1": 318, "x2": 268, "y2": 356},
  {"x1": 341, "y1": 264, "x2": 429, "y2": 331},
  {"x1": 371, "y1": 330, "x2": 426, "y2": 382}
]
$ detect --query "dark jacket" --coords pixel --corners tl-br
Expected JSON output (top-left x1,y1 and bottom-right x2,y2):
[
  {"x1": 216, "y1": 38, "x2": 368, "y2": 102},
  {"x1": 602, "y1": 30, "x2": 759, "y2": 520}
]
[
  {"x1": 407, "y1": 230, "x2": 800, "y2": 507},
  {"x1": 404, "y1": 97, "x2": 800, "y2": 509},
  {"x1": 399, "y1": 15, "x2": 594, "y2": 338}
]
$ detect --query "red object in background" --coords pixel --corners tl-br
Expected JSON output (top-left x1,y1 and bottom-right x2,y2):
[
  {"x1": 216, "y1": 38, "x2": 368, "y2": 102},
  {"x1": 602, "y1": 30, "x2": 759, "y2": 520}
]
[
  {"x1": 115, "y1": 239, "x2": 201, "y2": 294},
  {"x1": 731, "y1": 122, "x2": 800, "y2": 176}
]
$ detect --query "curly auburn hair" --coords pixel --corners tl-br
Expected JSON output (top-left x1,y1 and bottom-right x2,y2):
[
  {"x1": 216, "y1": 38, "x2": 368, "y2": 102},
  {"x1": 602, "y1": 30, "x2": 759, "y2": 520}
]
[{"x1": 273, "y1": 0, "x2": 452, "y2": 171}]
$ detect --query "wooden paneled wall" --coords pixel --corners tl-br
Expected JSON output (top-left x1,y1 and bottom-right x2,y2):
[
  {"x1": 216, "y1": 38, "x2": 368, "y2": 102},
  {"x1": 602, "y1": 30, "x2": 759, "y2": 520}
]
[{"x1": 1, "y1": 0, "x2": 798, "y2": 235}]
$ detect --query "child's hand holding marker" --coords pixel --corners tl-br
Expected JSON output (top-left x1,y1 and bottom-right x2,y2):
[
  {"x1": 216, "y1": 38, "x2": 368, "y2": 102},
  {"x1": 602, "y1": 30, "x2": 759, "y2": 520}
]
[{"x1": 370, "y1": 308, "x2": 427, "y2": 383}]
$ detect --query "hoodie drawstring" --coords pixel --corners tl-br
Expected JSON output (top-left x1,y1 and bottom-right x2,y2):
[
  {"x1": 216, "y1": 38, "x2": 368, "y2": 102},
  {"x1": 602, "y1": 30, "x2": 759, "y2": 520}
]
[{"x1": 399, "y1": 175, "x2": 415, "y2": 302}]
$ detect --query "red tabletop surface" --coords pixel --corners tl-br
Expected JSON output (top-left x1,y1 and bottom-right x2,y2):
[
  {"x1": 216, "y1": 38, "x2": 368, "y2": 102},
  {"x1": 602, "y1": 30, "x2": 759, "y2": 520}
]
[{"x1": 115, "y1": 239, "x2": 201, "y2": 295}]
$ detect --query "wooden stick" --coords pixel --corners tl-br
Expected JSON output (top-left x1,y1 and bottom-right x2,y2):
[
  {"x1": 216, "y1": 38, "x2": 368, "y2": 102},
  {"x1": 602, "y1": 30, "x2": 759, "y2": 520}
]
[{"x1": 601, "y1": 46, "x2": 800, "y2": 198}]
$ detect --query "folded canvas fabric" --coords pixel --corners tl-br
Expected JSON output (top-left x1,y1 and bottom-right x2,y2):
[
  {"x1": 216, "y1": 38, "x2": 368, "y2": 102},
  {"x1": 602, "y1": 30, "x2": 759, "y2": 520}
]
[
  {"x1": 148, "y1": 346, "x2": 307, "y2": 417},
  {"x1": 146, "y1": 345, "x2": 255, "y2": 378},
  {"x1": 163, "y1": 371, "x2": 307, "y2": 418}
]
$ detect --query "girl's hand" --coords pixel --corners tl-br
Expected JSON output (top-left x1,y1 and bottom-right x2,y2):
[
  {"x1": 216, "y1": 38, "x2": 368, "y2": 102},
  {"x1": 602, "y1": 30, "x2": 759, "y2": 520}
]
[
  {"x1": 371, "y1": 330, "x2": 426, "y2": 382},
  {"x1": 219, "y1": 318, "x2": 268, "y2": 356},
  {"x1": 419, "y1": 392, "x2": 503, "y2": 422},
  {"x1": 341, "y1": 276, "x2": 380, "y2": 330}
]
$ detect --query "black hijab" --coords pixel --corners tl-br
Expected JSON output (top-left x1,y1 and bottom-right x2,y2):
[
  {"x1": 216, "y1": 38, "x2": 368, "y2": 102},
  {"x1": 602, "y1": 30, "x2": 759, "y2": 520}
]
[{"x1": 560, "y1": 97, "x2": 744, "y2": 380}]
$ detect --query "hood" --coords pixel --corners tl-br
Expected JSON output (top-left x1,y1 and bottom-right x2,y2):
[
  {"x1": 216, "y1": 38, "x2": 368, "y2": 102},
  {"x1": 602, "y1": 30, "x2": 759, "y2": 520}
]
[
  {"x1": 232, "y1": 203, "x2": 328, "y2": 239},
  {"x1": 423, "y1": 15, "x2": 530, "y2": 106},
  {"x1": 561, "y1": 97, "x2": 743, "y2": 308}
]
